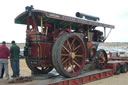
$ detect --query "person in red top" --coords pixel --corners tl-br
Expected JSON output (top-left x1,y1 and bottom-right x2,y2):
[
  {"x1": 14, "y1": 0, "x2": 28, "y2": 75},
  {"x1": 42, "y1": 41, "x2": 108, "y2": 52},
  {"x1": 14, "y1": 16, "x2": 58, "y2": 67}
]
[{"x1": 0, "y1": 41, "x2": 10, "y2": 79}]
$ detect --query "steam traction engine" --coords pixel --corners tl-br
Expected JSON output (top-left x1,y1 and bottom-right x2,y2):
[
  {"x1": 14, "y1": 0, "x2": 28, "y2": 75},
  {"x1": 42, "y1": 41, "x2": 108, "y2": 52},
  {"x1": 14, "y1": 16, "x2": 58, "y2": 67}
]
[{"x1": 15, "y1": 6, "x2": 114, "y2": 78}]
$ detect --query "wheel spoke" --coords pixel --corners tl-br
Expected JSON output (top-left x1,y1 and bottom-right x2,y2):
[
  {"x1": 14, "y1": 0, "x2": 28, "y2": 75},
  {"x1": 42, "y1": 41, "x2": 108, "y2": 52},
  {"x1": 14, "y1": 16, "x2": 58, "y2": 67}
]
[
  {"x1": 99, "y1": 57, "x2": 106, "y2": 63},
  {"x1": 74, "y1": 50, "x2": 79, "y2": 54},
  {"x1": 73, "y1": 58, "x2": 79, "y2": 64},
  {"x1": 63, "y1": 46, "x2": 70, "y2": 53},
  {"x1": 70, "y1": 62, "x2": 75, "y2": 73},
  {"x1": 62, "y1": 48, "x2": 67, "y2": 53},
  {"x1": 71, "y1": 38, "x2": 76, "y2": 47},
  {"x1": 73, "y1": 60, "x2": 81, "y2": 68},
  {"x1": 75, "y1": 54, "x2": 83, "y2": 57},
  {"x1": 74, "y1": 44, "x2": 81, "y2": 51},
  {"x1": 62, "y1": 57, "x2": 70, "y2": 64},
  {"x1": 67, "y1": 40, "x2": 72, "y2": 50},
  {"x1": 62, "y1": 54, "x2": 69, "y2": 56},
  {"x1": 61, "y1": 57, "x2": 66, "y2": 62}
]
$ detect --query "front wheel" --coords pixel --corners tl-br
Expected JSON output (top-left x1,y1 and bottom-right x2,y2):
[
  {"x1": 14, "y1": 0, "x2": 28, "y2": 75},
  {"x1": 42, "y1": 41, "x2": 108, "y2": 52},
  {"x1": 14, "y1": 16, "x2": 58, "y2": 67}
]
[
  {"x1": 52, "y1": 33, "x2": 87, "y2": 77},
  {"x1": 95, "y1": 49, "x2": 108, "y2": 69}
]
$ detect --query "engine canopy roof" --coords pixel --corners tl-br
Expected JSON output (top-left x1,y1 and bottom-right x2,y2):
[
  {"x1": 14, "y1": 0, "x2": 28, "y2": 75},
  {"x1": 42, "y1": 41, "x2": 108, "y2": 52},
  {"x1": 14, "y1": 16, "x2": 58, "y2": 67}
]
[{"x1": 15, "y1": 9, "x2": 114, "y2": 29}]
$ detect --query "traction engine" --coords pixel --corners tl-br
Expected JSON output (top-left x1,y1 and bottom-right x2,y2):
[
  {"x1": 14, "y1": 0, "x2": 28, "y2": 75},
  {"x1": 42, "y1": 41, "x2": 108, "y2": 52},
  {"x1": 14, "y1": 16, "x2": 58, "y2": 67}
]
[{"x1": 15, "y1": 6, "x2": 114, "y2": 77}]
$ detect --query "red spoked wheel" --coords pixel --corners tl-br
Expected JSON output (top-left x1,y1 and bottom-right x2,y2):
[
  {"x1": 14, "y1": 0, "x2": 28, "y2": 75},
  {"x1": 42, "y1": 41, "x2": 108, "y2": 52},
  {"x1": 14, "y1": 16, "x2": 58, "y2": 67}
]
[
  {"x1": 95, "y1": 49, "x2": 108, "y2": 69},
  {"x1": 52, "y1": 33, "x2": 87, "y2": 77}
]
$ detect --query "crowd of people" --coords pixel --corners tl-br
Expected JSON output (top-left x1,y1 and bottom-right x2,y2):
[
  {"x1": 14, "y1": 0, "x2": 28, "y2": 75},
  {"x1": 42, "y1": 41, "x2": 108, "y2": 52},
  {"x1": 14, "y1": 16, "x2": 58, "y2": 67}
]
[{"x1": 0, "y1": 41, "x2": 20, "y2": 80}]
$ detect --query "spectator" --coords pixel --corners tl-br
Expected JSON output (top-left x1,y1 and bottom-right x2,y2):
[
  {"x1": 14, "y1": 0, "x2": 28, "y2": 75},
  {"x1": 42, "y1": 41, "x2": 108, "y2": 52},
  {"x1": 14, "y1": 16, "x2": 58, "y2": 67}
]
[
  {"x1": 10, "y1": 41, "x2": 20, "y2": 77},
  {"x1": 0, "y1": 66, "x2": 4, "y2": 78},
  {"x1": 0, "y1": 41, "x2": 10, "y2": 79}
]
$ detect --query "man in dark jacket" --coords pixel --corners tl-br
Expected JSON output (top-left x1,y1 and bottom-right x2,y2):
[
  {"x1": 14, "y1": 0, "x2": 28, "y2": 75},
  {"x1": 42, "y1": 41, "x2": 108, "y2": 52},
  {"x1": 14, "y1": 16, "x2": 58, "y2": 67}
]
[{"x1": 10, "y1": 41, "x2": 20, "y2": 77}]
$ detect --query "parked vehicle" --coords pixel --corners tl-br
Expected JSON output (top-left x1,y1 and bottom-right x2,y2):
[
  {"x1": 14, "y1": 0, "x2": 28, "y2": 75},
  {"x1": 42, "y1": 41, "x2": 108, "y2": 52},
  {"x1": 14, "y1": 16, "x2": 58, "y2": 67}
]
[
  {"x1": 15, "y1": 6, "x2": 114, "y2": 77},
  {"x1": 19, "y1": 49, "x2": 24, "y2": 58}
]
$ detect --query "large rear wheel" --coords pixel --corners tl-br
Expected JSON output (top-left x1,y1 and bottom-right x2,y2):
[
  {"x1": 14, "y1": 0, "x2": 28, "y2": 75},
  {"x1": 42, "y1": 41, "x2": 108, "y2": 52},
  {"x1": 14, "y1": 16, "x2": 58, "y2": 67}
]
[{"x1": 52, "y1": 33, "x2": 87, "y2": 77}]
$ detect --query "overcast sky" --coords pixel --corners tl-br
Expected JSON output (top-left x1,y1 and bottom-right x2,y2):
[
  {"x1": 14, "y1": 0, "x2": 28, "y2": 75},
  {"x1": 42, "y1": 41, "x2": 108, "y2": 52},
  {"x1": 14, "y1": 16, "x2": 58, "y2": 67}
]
[{"x1": 0, "y1": 0, "x2": 128, "y2": 43}]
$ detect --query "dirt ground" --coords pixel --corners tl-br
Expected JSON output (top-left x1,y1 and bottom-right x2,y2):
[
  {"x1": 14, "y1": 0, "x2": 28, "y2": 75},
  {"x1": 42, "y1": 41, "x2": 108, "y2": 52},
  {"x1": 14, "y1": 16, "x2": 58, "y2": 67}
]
[
  {"x1": 0, "y1": 59, "x2": 128, "y2": 85},
  {"x1": 0, "y1": 59, "x2": 31, "y2": 85}
]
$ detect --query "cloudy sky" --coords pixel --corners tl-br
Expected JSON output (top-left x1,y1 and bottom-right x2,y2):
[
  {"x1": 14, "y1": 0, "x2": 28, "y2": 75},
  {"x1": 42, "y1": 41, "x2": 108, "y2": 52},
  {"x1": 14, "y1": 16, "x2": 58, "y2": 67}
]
[{"x1": 0, "y1": 0, "x2": 128, "y2": 43}]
